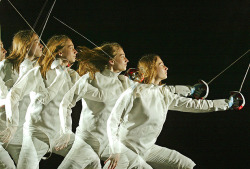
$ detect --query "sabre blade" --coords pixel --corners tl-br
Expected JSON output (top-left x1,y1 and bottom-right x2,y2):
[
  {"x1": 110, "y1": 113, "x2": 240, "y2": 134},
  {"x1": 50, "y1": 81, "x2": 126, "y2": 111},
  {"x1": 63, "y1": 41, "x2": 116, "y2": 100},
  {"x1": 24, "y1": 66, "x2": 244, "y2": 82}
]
[
  {"x1": 239, "y1": 63, "x2": 250, "y2": 92},
  {"x1": 7, "y1": 0, "x2": 52, "y2": 57},
  {"x1": 53, "y1": 16, "x2": 114, "y2": 60},
  {"x1": 33, "y1": 0, "x2": 49, "y2": 29},
  {"x1": 29, "y1": 0, "x2": 57, "y2": 59},
  {"x1": 207, "y1": 49, "x2": 250, "y2": 84}
]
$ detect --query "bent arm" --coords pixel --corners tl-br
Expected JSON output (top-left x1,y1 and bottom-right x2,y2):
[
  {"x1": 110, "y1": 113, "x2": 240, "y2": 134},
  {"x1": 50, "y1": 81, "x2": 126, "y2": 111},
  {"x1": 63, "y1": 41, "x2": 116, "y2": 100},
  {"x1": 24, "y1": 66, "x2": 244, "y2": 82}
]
[
  {"x1": 0, "y1": 61, "x2": 8, "y2": 101},
  {"x1": 107, "y1": 85, "x2": 137, "y2": 154},
  {"x1": 59, "y1": 74, "x2": 89, "y2": 135},
  {"x1": 5, "y1": 67, "x2": 40, "y2": 126}
]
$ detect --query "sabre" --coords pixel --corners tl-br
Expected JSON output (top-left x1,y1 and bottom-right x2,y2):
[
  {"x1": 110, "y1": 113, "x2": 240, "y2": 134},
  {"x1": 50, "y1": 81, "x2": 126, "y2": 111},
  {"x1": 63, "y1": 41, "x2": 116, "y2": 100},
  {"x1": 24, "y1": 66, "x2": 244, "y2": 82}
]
[
  {"x1": 53, "y1": 16, "x2": 114, "y2": 60},
  {"x1": 28, "y1": 0, "x2": 57, "y2": 60},
  {"x1": 239, "y1": 63, "x2": 249, "y2": 92},
  {"x1": 27, "y1": 0, "x2": 57, "y2": 59},
  {"x1": 33, "y1": 0, "x2": 49, "y2": 29},
  {"x1": 7, "y1": 0, "x2": 52, "y2": 56},
  {"x1": 191, "y1": 50, "x2": 249, "y2": 99},
  {"x1": 25, "y1": 0, "x2": 56, "y2": 60},
  {"x1": 227, "y1": 63, "x2": 249, "y2": 110},
  {"x1": 39, "y1": 0, "x2": 57, "y2": 42},
  {"x1": 207, "y1": 49, "x2": 249, "y2": 85}
]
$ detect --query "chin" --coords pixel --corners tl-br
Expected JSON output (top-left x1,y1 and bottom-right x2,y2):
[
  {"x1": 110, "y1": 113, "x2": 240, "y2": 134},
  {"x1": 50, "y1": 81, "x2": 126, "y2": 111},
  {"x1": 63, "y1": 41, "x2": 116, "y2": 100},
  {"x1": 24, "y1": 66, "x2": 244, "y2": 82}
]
[
  {"x1": 162, "y1": 76, "x2": 167, "y2": 80},
  {"x1": 121, "y1": 67, "x2": 126, "y2": 71},
  {"x1": 69, "y1": 58, "x2": 76, "y2": 63}
]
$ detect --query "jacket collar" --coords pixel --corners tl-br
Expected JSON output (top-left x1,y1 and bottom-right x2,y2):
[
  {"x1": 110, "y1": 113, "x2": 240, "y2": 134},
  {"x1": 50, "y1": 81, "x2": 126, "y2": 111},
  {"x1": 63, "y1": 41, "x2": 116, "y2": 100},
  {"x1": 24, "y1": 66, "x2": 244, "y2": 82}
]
[{"x1": 101, "y1": 68, "x2": 120, "y2": 77}]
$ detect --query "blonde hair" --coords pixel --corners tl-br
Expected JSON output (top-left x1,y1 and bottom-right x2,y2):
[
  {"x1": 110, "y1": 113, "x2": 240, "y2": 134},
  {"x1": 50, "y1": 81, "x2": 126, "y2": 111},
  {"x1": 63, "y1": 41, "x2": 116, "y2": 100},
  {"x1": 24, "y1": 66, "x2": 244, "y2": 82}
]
[
  {"x1": 77, "y1": 42, "x2": 122, "y2": 78},
  {"x1": 37, "y1": 35, "x2": 70, "y2": 79},
  {"x1": 0, "y1": 40, "x2": 5, "y2": 61},
  {"x1": 138, "y1": 54, "x2": 159, "y2": 84},
  {"x1": 6, "y1": 30, "x2": 35, "y2": 73}
]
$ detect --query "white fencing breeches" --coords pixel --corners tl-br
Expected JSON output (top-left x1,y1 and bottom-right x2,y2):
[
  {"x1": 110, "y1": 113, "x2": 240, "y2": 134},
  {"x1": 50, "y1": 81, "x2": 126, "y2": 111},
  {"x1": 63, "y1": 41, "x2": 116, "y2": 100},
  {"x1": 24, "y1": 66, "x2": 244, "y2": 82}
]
[
  {"x1": 0, "y1": 145, "x2": 16, "y2": 169},
  {"x1": 143, "y1": 144, "x2": 196, "y2": 169},
  {"x1": 103, "y1": 144, "x2": 195, "y2": 169},
  {"x1": 5, "y1": 144, "x2": 21, "y2": 166},
  {"x1": 58, "y1": 135, "x2": 102, "y2": 169},
  {"x1": 17, "y1": 128, "x2": 73, "y2": 169},
  {"x1": 102, "y1": 145, "x2": 153, "y2": 169}
]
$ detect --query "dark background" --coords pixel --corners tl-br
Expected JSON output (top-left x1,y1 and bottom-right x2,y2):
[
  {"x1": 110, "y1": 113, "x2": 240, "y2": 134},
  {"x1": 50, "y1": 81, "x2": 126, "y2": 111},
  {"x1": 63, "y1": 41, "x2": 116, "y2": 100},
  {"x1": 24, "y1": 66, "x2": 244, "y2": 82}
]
[{"x1": 0, "y1": 0, "x2": 249, "y2": 168}]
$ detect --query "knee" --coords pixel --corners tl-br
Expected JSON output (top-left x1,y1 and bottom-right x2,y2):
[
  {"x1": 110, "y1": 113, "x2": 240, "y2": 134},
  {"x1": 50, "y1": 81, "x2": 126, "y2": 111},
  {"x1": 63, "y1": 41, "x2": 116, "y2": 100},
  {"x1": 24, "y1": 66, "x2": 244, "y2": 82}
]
[
  {"x1": 0, "y1": 160, "x2": 16, "y2": 169},
  {"x1": 171, "y1": 150, "x2": 196, "y2": 169},
  {"x1": 86, "y1": 160, "x2": 102, "y2": 169}
]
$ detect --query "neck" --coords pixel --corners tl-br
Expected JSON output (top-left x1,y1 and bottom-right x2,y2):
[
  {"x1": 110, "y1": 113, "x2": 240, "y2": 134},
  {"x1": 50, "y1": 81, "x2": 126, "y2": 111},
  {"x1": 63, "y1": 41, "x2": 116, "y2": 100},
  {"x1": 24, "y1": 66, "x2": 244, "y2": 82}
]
[
  {"x1": 151, "y1": 78, "x2": 161, "y2": 85},
  {"x1": 26, "y1": 54, "x2": 36, "y2": 61},
  {"x1": 109, "y1": 66, "x2": 121, "y2": 73},
  {"x1": 59, "y1": 58, "x2": 69, "y2": 67}
]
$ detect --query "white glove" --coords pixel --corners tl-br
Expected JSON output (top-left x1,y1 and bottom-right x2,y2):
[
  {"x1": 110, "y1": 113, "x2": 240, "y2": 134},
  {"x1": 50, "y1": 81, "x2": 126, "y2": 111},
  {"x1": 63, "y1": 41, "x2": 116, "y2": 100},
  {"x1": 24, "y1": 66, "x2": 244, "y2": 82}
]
[
  {"x1": 190, "y1": 79, "x2": 209, "y2": 99},
  {"x1": 228, "y1": 91, "x2": 245, "y2": 110}
]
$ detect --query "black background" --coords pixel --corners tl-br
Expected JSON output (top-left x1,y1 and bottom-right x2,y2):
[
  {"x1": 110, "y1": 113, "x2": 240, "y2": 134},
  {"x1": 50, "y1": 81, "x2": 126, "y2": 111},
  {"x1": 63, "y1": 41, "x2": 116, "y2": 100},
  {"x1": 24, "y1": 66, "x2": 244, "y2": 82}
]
[{"x1": 0, "y1": 0, "x2": 249, "y2": 168}]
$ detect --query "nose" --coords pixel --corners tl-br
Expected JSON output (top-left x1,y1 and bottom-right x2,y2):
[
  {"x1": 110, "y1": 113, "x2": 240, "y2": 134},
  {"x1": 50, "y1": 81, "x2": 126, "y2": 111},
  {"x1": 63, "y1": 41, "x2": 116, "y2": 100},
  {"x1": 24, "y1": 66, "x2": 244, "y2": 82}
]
[
  {"x1": 40, "y1": 43, "x2": 44, "y2": 49},
  {"x1": 165, "y1": 66, "x2": 168, "y2": 70},
  {"x1": 74, "y1": 49, "x2": 78, "y2": 54},
  {"x1": 125, "y1": 57, "x2": 129, "y2": 63},
  {"x1": 2, "y1": 48, "x2": 7, "y2": 54}
]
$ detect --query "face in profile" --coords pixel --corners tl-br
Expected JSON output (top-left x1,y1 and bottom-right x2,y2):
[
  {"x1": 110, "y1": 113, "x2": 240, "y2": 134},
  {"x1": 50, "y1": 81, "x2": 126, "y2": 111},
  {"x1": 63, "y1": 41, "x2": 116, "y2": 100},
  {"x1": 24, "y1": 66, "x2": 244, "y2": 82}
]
[
  {"x1": 155, "y1": 56, "x2": 168, "y2": 81},
  {"x1": 60, "y1": 39, "x2": 78, "y2": 63},
  {"x1": 111, "y1": 47, "x2": 129, "y2": 72},
  {"x1": 28, "y1": 34, "x2": 44, "y2": 58},
  {"x1": 0, "y1": 41, "x2": 7, "y2": 61}
]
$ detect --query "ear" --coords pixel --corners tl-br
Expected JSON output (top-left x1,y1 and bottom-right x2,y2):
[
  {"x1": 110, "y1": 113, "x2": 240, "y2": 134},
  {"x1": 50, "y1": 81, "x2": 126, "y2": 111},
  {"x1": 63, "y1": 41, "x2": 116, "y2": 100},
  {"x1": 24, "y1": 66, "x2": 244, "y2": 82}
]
[{"x1": 109, "y1": 59, "x2": 115, "y2": 66}]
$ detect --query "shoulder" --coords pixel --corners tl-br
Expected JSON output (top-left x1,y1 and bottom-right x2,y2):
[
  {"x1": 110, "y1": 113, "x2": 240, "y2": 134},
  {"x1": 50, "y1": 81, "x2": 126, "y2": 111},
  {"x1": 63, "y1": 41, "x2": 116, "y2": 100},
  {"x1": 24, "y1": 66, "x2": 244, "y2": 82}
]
[
  {"x1": 0, "y1": 59, "x2": 11, "y2": 71},
  {"x1": 67, "y1": 68, "x2": 80, "y2": 83},
  {"x1": 19, "y1": 59, "x2": 34, "y2": 69},
  {"x1": 67, "y1": 68, "x2": 77, "y2": 74},
  {"x1": 118, "y1": 74, "x2": 131, "y2": 83},
  {"x1": 26, "y1": 66, "x2": 41, "y2": 77},
  {"x1": 118, "y1": 74, "x2": 127, "y2": 81},
  {"x1": 119, "y1": 74, "x2": 138, "y2": 88},
  {"x1": 0, "y1": 60, "x2": 5, "y2": 71}
]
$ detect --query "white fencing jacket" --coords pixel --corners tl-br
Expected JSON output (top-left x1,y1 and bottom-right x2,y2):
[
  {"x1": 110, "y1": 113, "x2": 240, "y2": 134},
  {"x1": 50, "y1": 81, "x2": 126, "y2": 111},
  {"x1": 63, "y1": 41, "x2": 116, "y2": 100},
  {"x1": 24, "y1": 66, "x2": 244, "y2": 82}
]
[
  {"x1": 59, "y1": 73, "x2": 117, "y2": 135},
  {"x1": 0, "y1": 60, "x2": 19, "y2": 107},
  {"x1": 59, "y1": 69, "x2": 195, "y2": 153},
  {"x1": 5, "y1": 60, "x2": 79, "y2": 146},
  {"x1": 0, "y1": 59, "x2": 35, "y2": 144},
  {"x1": 59, "y1": 69, "x2": 126, "y2": 148},
  {"x1": 107, "y1": 84, "x2": 230, "y2": 155}
]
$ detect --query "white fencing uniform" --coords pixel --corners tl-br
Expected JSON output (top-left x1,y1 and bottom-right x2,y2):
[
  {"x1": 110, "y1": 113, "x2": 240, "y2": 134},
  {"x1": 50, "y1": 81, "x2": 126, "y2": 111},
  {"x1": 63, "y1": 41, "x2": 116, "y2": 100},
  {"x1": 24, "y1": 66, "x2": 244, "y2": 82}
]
[
  {"x1": 0, "y1": 59, "x2": 35, "y2": 168},
  {"x1": 5, "y1": 60, "x2": 79, "y2": 169},
  {"x1": 58, "y1": 69, "x2": 195, "y2": 169},
  {"x1": 58, "y1": 73, "x2": 116, "y2": 169},
  {"x1": 107, "y1": 84, "x2": 230, "y2": 169}
]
